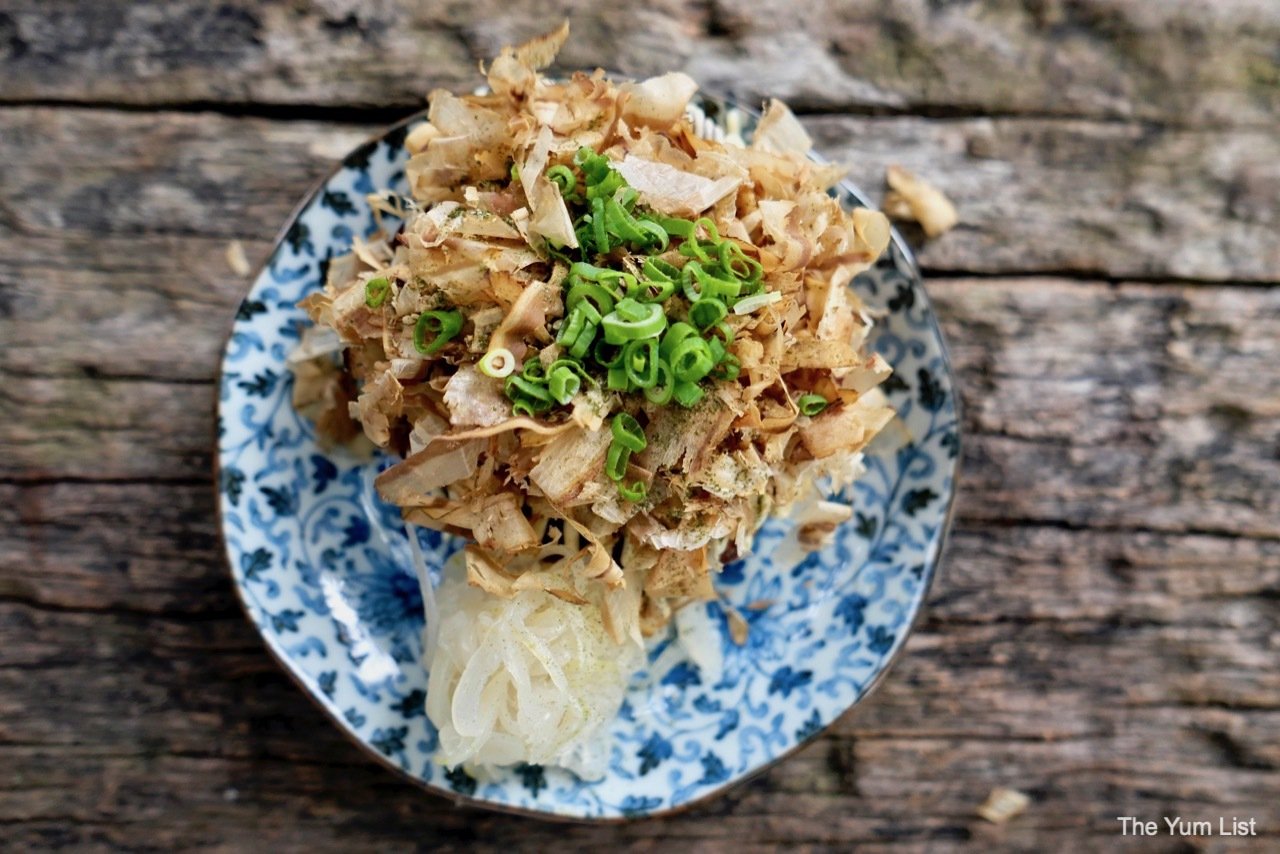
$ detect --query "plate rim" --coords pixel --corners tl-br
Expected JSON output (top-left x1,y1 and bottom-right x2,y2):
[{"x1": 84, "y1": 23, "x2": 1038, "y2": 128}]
[{"x1": 211, "y1": 98, "x2": 962, "y2": 823}]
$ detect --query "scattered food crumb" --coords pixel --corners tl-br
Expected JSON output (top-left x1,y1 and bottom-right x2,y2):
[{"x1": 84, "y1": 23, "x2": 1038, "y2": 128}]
[
  {"x1": 725, "y1": 605, "x2": 749, "y2": 646},
  {"x1": 883, "y1": 165, "x2": 959, "y2": 237},
  {"x1": 226, "y1": 240, "x2": 251, "y2": 277},
  {"x1": 222, "y1": 787, "x2": 240, "y2": 803},
  {"x1": 977, "y1": 787, "x2": 1030, "y2": 824}
]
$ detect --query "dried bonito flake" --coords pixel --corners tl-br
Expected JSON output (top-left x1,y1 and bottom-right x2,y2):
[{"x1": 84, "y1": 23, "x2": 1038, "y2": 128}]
[
  {"x1": 292, "y1": 20, "x2": 900, "y2": 645},
  {"x1": 883, "y1": 164, "x2": 959, "y2": 237}
]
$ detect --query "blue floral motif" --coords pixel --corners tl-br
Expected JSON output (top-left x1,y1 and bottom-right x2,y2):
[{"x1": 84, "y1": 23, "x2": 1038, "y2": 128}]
[
  {"x1": 516, "y1": 763, "x2": 547, "y2": 797},
  {"x1": 661, "y1": 662, "x2": 702, "y2": 690},
  {"x1": 260, "y1": 485, "x2": 298, "y2": 517},
  {"x1": 311, "y1": 455, "x2": 339, "y2": 493},
  {"x1": 795, "y1": 708, "x2": 823, "y2": 741},
  {"x1": 217, "y1": 92, "x2": 957, "y2": 820},
  {"x1": 768, "y1": 667, "x2": 813, "y2": 699},
  {"x1": 698, "y1": 751, "x2": 729, "y2": 786},
  {"x1": 637, "y1": 732, "x2": 674, "y2": 775},
  {"x1": 391, "y1": 690, "x2": 426, "y2": 719},
  {"x1": 620, "y1": 795, "x2": 663, "y2": 817},
  {"x1": 834, "y1": 594, "x2": 869, "y2": 633},
  {"x1": 370, "y1": 725, "x2": 408, "y2": 758},
  {"x1": 341, "y1": 515, "x2": 371, "y2": 548},
  {"x1": 221, "y1": 466, "x2": 245, "y2": 506},
  {"x1": 240, "y1": 547, "x2": 271, "y2": 581},
  {"x1": 867, "y1": 626, "x2": 896, "y2": 655},
  {"x1": 444, "y1": 766, "x2": 477, "y2": 796}
]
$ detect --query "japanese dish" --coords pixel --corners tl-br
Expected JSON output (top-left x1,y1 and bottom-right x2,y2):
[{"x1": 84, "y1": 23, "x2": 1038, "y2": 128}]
[{"x1": 290, "y1": 23, "x2": 895, "y2": 779}]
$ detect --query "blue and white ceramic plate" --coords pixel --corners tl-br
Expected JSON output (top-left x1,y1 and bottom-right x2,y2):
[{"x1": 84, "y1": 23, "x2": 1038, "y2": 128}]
[{"x1": 215, "y1": 92, "x2": 959, "y2": 821}]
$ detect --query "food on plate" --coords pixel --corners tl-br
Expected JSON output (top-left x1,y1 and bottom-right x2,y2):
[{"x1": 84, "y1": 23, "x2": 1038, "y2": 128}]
[
  {"x1": 882, "y1": 164, "x2": 958, "y2": 237},
  {"x1": 291, "y1": 22, "x2": 896, "y2": 778}
]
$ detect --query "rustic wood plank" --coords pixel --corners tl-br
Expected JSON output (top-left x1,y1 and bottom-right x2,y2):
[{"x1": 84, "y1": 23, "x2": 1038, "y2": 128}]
[
  {"x1": 2, "y1": 0, "x2": 1278, "y2": 128},
  {"x1": 3, "y1": 108, "x2": 1276, "y2": 291}
]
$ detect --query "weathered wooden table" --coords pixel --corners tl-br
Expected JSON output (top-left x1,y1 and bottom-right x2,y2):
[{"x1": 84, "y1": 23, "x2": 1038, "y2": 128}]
[{"x1": 3, "y1": 2, "x2": 1278, "y2": 850}]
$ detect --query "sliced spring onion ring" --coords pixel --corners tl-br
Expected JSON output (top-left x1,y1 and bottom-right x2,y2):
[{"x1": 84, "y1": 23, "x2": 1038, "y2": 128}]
[
  {"x1": 618, "y1": 480, "x2": 647, "y2": 503},
  {"x1": 478, "y1": 347, "x2": 516, "y2": 378},
  {"x1": 610, "y1": 413, "x2": 647, "y2": 453},
  {"x1": 689, "y1": 298, "x2": 728, "y2": 330},
  {"x1": 604, "y1": 443, "x2": 630, "y2": 481},
  {"x1": 602, "y1": 299, "x2": 666, "y2": 344},
  {"x1": 670, "y1": 335, "x2": 715, "y2": 383},
  {"x1": 673, "y1": 380, "x2": 705, "y2": 408},
  {"x1": 364, "y1": 276, "x2": 391, "y2": 308},
  {"x1": 548, "y1": 365, "x2": 582, "y2": 405},
  {"x1": 732, "y1": 291, "x2": 783, "y2": 315},
  {"x1": 644, "y1": 358, "x2": 675, "y2": 405},
  {"x1": 505, "y1": 375, "x2": 552, "y2": 402},
  {"x1": 414, "y1": 309, "x2": 464, "y2": 356},
  {"x1": 623, "y1": 339, "x2": 659, "y2": 388},
  {"x1": 797, "y1": 393, "x2": 830, "y2": 416},
  {"x1": 545, "y1": 164, "x2": 576, "y2": 195}
]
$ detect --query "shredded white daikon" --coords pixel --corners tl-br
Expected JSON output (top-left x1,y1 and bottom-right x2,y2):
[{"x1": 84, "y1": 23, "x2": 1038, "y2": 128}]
[{"x1": 412, "y1": 548, "x2": 641, "y2": 779}]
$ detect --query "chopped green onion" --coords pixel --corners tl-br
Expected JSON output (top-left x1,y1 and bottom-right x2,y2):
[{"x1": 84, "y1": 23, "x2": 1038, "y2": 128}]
[
  {"x1": 694, "y1": 217, "x2": 722, "y2": 242},
  {"x1": 478, "y1": 347, "x2": 516, "y2": 378},
  {"x1": 567, "y1": 281, "x2": 616, "y2": 317},
  {"x1": 602, "y1": 299, "x2": 666, "y2": 344},
  {"x1": 606, "y1": 365, "x2": 630, "y2": 391},
  {"x1": 521, "y1": 358, "x2": 547, "y2": 381},
  {"x1": 505, "y1": 374, "x2": 552, "y2": 403},
  {"x1": 797, "y1": 393, "x2": 830, "y2": 416},
  {"x1": 682, "y1": 261, "x2": 742, "y2": 302},
  {"x1": 623, "y1": 339, "x2": 659, "y2": 388},
  {"x1": 650, "y1": 215, "x2": 695, "y2": 239},
  {"x1": 605, "y1": 198, "x2": 648, "y2": 245},
  {"x1": 548, "y1": 365, "x2": 582, "y2": 404},
  {"x1": 673, "y1": 380, "x2": 705, "y2": 408},
  {"x1": 643, "y1": 257, "x2": 680, "y2": 282},
  {"x1": 732, "y1": 291, "x2": 783, "y2": 315},
  {"x1": 605, "y1": 443, "x2": 630, "y2": 481},
  {"x1": 719, "y1": 241, "x2": 763, "y2": 283},
  {"x1": 364, "y1": 276, "x2": 391, "y2": 308},
  {"x1": 592, "y1": 338, "x2": 625, "y2": 368},
  {"x1": 636, "y1": 219, "x2": 670, "y2": 251},
  {"x1": 546, "y1": 164, "x2": 576, "y2": 195},
  {"x1": 556, "y1": 307, "x2": 588, "y2": 348},
  {"x1": 689, "y1": 298, "x2": 728, "y2": 330},
  {"x1": 707, "y1": 335, "x2": 727, "y2": 365},
  {"x1": 639, "y1": 277, "x2": 677, "y2": 303},
  {"x1": 414, "y1": 309, "x2": 464, "y2": 356},
  {"x1": 596, "y1": 269, "x2": 637, "y2": 297},
  {"x1": 670, "y1": 335, "x2": 715, "y2": 383},
  {"x1": 610, "y1": 413, "x2": 647, "y2": 453},
  {"x1": 712, "y1": 353, "x2": 741, "y2": 382},
  {"x1": 644, "y1": 358, "x2": 675, "y2": 405},
  {"x1": 618, "y1": 480, "x2": 647, "y2": 503},
  {"x1": 707, "y1": 320, "x2": 735, "y2": 347},
  {"x1": 566, "y1": 319, "x2": 598, "y2": 359},
  {"x1": 659, "y1": 321, "x2": 697, "y2": 357},
  {"x1": 590, "y1": 196, "x2": 609, "y2": 252},
  {"x1": 569, "y1": 261, "x2": 612, "y2": 282},
  {"x1": 511, "y1": 399, "x2": 539, "y2": 418}
]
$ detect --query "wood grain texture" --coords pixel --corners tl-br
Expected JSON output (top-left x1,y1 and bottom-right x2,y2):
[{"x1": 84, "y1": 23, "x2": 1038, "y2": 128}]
[
  {"x1": 2, "y1": 3, "x2": 1279, "y2": 850},
  {"x1": 2, "y1": 0, "x2": 1279, "y2": 127}
]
